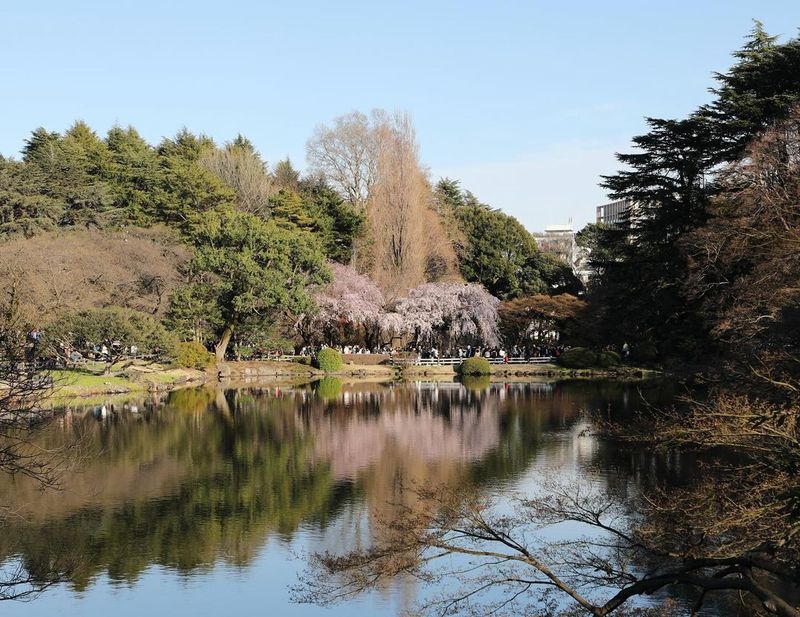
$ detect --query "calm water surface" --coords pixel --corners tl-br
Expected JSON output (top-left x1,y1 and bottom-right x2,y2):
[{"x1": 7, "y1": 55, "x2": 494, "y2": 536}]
[{"x1": 0, "y1": 379, "x2": 731, "y2": 616}]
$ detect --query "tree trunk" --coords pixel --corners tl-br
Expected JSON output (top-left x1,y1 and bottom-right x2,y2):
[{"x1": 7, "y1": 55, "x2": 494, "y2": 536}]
[{"x1": 215, "y1": 324, "x2": 234, "y2": 362}]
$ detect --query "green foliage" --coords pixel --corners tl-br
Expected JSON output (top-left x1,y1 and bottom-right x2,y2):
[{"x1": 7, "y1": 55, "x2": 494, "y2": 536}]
[
  {"x1": 158, "y1": 156, "x2": 235, "y2": 227},
  {"x1": 300, "y1": 181, "x2": 365, "y2": 263},
  {"x1": 587, "y1": 24, "x2": 800, "y2": 360},
  {"x1": 460, "y1": 375, "x2": 491, "y2": 391},
  {"x1": 558, "y1": 348, "x2": 621, "y2": 369},
  {"x1": 105, "y1": 125, "x2": 165, "y2": 225},
  {"x1": 0, "y1": 397, "x2": 337, "y2": 587},
  {"x1": 448, "y1": 194, "x2": 546, "y2": 300},
  {"x1": 273, "y1": 158, "x2": 300, "y2": 191},
  {"x1": 184, "y1": 207, "x2": 330, "y2": 359},
  {"x1": 314, "y1": 347, "x2": 343, "y2": 372},
  {"x1": 557, "y1": 348, "x2": 599, "y2": 369},
  {"x1": 172, "y1": 341, "x2": 215, "y2": 370},
  {"x1": 46, "y1": 307, "x2": 176, "y2": 369},
  {"x1": 459, "y1": 356, "x2": 492, "y2": 376},
  {"x1": 269, "y1": 189, "x2": 316, "y2": 231},
  {"x1": 165, "y1": 283, "x2": 223, "y2": 344},
  {"x1": 597, "y1": 350, "x2": 621, "y2": 368}
]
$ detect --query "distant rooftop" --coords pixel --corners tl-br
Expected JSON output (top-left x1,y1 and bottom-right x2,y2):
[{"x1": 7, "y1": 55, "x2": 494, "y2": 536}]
[{"x1": 544, "y1": 224, "x2": 573, "y2": 233}]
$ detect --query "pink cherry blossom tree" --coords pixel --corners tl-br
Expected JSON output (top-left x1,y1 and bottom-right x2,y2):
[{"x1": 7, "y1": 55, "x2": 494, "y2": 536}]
[
  {"x1": 298, "y1": 262, "x2": 385, "y2": 346},
  {"x1": 385, "y1": 282, "x2": 500, "y2": 348}
]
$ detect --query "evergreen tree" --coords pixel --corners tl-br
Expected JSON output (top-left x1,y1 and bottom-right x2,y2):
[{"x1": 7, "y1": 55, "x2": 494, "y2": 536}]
[
  {"x1": 105, "y1": 125, "x2": 165, "y2": 225},
  {"x1": 701, "y1": 21, "x2": 800, "y2": 161},
  {"x1": 269, "y1": 189, "x2": 316, "y2": 231},
  {"x1": 589, "y1": 24, "x2": 800, "y2": 359},
  {"x1": 300, "y1": 180, "x2": 364, "y2": 264},
  {"x1": 179, "y1": 207, "x2": 329, "y2": 360},
  {"x1": 273, "y1": 158, "x2": 300, "y2": 191},
  {"x1": 453, "y1": 201, "x2": 546, "y2": 300}
]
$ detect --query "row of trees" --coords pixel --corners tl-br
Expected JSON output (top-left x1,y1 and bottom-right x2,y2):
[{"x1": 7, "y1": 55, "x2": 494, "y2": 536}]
[
  {"x1": 297, "y1": 23, "x2": 800, "y2": 617},
  {"x1": 579, "y1": 22, "x2": 800, "y2": 362},
  {"x1": 0, "y1": 109, "x2": 578, "y2": 361}
]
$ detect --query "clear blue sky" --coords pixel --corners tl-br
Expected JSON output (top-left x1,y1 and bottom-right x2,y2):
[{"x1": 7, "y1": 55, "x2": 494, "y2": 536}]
[{"x1": 1, "y1": 1, "x2": 798, "y2": 231}]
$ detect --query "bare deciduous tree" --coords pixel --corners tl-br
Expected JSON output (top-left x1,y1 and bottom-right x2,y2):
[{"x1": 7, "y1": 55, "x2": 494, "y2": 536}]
[
  {"x1": 296, "y1": 476, "x2": 799, "y2": 616},
  {"x1": 307, "y1": 110, "x2": 457, "y2": 289},
  {"x1": 368, "y1": 111, "x2": 432, "y2": 295},
  {"x1": 306, "y1": 111, "x2": 380, "y2": 213},
  {"x1": 0, "y1": 329, "x2": 78, "y2": 599},
  {"x1": 199, "y1": 141, "x2": 276, "y2": 217},
  {"x1": 0, "y1": 227, "x2": 188, "y2": 326}
]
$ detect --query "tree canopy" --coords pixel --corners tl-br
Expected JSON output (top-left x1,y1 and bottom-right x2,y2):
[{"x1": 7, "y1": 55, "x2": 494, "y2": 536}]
[{"x1": 176, "y1": 208, "x2": 329, "y2": 360}]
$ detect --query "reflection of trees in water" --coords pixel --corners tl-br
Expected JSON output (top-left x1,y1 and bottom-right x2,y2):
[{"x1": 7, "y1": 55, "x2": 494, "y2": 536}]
[
  {"x1": 0, "y1": 381, "x2": 618, "y2": 597},
  {"x1": 571, "y1": 383, "x2": 743, "y2": 616},
  {"x1": 0, "y1": 387, "x2": 336, "y2": 590}
]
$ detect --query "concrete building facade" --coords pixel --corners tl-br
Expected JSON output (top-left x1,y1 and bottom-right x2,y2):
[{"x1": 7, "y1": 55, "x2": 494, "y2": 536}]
[
  {"x1": 532, "y1": 224, "x2": 592, "y2": 285},
  {"x1": 596, "y1": 199, "x2": 634, "y2": 225}
]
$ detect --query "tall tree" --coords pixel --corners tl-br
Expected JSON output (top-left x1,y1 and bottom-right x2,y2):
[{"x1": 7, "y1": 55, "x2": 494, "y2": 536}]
[
  {"x1": 588, "y1": 24, "x2": 800, "y2": 359},
  {"x1": 594, "y1": 116, "x2": 717, "y2": 355},
  {"x1": 367, "y1": 111, "x2": 432, "y2": 295},
  {"x1": 177, "y1": 207, "x2": 329, "y2": 360},
  {"x1": 300, "y1": 180, "x2": 365, "y2": 264},
  {"x1": 199, "y1": 139, "x2": 275, "y2": 217},
  {"x1": 700, "y1": 21, "x2": 800, "y2": 161},
  {"x1": 105, "y1": 125, "x2": 165, "y2": 225},
  {"x1": 306, "y1": 111, "x2": 379, "y2": 213},
  {"x1": 453, "y1": 201, "x2": 546, "y2": 300}
]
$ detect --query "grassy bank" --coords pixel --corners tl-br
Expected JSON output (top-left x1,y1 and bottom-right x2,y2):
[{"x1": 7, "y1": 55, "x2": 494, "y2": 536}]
[{"x1": 49, "y1": 364, "x2": 208, "y2": 403}]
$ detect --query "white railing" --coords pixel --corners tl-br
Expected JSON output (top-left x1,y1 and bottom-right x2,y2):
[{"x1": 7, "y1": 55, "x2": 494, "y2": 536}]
[
  {"x1": 271, "y1": 355, "x2": 556, "y2": 366},
  {"x1": 412, "y1": 356, "x2": 555, "y2": 366}
]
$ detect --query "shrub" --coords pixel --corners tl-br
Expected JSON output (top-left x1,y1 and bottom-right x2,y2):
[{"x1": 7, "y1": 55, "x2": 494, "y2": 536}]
[
  {"x1": 314, "y1": 347, "x2": 343, "y2": 372},
  {"x1": 459, "y1": 356, "x2": 492, "y2": 375},
  {"x1": 598, "y1": 350, "x2": 621, "y2": 368},
  {"x1": 173, "y1": 341, "x2": 215, "y2": 370},
  {"x1": 45, "y1": 306, "x2": 177, "y2": 373},
  {"x1": 236, "y1": 346, "x2": 255, "y2": 360},
  {"x1": 558, "y1": 347, "x2": 598, "y2": 369}
]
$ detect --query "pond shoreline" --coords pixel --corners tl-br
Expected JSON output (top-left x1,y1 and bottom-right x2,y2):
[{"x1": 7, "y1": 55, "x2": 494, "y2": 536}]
[{"x1": 45, "y1": 359, "x2": 657, "y2": 403}]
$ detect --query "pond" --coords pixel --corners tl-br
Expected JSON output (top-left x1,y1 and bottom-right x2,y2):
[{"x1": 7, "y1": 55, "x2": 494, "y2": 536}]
[{"x1": 0, "y1": 379, "x2": 736, "y2": 616}]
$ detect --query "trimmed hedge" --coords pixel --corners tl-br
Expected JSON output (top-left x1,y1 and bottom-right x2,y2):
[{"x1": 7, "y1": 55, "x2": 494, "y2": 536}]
[
  {"x1": 459, "y1": 356, "x2": 492, "y2": 375},
  {"x1": 172, "y1": 341, "x2": 215, "y2": 370},
  {"x1": 315, "y1": 347, "x2": 343, "y2": 372},
  {"x1": 598, "y1": 350, "x2": 621, "y2": 368},
  {"x1": 558, "y1": 347, "x2": 598, "y2": 369},
  {"x1": 559, "y1": 348, "x2": 623, "y2": 369}
]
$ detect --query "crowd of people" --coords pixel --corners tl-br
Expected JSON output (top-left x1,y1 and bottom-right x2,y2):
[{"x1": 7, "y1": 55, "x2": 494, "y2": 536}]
[
  {"x1": 414, "y1": 344, "x2": 569, "y2": 362},
  {"x1": 293, "y1": 343, "x2": 571, "y2": 364}
]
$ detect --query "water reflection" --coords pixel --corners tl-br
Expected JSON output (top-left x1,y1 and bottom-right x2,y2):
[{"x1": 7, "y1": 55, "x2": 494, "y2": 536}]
[{"x1": 0, "y1": 379, "x2": 713, "y2": 615}]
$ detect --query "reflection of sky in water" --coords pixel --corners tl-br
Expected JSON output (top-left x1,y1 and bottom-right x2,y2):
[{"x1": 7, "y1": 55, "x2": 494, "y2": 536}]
[{"x1": 0, "y1": 380, "x2": 725, "y2": 616}]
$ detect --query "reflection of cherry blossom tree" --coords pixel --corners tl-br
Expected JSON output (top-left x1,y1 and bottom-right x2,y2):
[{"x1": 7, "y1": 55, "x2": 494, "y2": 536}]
[
  {"x1": 385, "y1": 282, "x2": 500, "y2": 348},
  {"x1": 298, "y1": 262, "x2": 385, "y2": 346}
]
